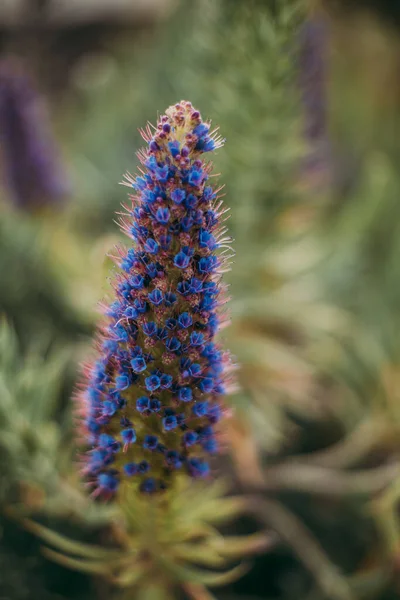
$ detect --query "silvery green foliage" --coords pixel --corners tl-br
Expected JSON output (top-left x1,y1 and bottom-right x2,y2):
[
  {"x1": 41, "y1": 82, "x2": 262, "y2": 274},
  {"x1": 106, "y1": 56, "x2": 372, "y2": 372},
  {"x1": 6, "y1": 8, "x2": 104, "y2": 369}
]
[
  {"x1": 0, "y1": 319, "x2": 68, "y2": 503},
  {"x1": 0, "y1": 209, "x2": 90, "y2": 350}
]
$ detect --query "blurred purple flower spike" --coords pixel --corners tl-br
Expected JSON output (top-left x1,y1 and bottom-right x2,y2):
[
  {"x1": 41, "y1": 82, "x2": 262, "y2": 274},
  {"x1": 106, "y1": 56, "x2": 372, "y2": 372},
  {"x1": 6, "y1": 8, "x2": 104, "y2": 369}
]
[
  {"x1": 0, "y1": 59, "x2": 70, "y2": 210},
  {"x1": 298, "y1": 16, "x2": 329, "y2": 144},
  {"x1": 297, "y1": 16, "x2": 333, "y2": 188},
  {"x1": 298, "y1": 17, "x2": 361, "y2": 195}
]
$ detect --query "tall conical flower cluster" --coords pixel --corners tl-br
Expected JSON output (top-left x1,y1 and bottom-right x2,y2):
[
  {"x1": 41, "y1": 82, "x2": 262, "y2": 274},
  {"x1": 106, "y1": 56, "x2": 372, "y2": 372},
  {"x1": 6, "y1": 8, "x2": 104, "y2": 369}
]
[{"x1": 79, "y1": 101, "x2": 235, "y2": 498}]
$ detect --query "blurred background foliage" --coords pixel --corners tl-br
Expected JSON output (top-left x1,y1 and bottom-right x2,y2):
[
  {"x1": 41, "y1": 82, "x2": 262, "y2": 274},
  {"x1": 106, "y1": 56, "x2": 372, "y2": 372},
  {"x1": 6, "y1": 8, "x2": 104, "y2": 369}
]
[{"x1": 2, "y1": 0, "x2": 400, "y2": 598}]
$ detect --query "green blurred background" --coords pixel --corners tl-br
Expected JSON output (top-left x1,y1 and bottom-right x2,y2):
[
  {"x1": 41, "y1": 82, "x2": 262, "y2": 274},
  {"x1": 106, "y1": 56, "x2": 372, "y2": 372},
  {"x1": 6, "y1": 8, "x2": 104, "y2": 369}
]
[{"x1": 2, "y1": 0, "x2": 400, "y2": 598}]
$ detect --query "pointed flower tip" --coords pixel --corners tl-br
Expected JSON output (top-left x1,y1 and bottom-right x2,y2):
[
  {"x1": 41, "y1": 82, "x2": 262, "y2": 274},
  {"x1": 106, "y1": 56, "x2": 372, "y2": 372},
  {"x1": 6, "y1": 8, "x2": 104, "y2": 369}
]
[{"x1": 79, "y1": 101, "x2": 235, "y2": 499}]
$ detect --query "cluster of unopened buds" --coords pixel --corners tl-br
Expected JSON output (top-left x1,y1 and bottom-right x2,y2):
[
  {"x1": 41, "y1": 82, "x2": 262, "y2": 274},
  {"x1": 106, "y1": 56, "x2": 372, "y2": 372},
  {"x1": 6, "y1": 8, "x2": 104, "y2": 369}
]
[{"x1": 78, "y1": 101, "x2": 236, "y2": 498}]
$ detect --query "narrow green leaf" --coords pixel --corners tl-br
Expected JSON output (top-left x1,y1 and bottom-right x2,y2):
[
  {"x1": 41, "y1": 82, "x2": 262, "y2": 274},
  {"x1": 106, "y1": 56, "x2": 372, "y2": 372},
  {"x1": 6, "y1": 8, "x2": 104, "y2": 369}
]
[
  {"x1": 42, "y1": 547, "x2": 116, "y2": 576},
  {"x1": 22, "y1": 518, "x2": 125, "y2": 560},
  {"x1": 172, "y1": 544, "x2": 229, "y2": 568},
  {"x1": 196, "y1": 497, "x2": 247, "y2": 525},
  {"x1": 159, "y1": 556, "x2": 250, "y2": 587},
  {"x1": 112, "y1": 561, "x2": 146, "y2": 587},
  {"x1": 211, "y1": 532, "x2": 274, "y2": 558},
  {"x1": 175, "y1": 523, "x2": 224, "y2": 544}
]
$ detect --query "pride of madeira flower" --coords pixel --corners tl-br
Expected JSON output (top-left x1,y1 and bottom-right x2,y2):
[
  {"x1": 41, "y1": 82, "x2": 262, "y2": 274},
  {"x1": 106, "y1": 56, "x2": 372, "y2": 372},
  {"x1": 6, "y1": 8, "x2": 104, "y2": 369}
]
[
  {"x1": 19, "y1": 103, "x2": 270, "y2": 596},
  {"x1": 80, "y1": 101, "x2": 235, "y2": 499}
]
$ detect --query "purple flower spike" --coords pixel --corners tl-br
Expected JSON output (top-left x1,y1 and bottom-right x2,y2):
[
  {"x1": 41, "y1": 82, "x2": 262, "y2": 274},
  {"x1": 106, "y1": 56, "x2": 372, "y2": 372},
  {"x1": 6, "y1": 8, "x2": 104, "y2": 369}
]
[
  {"x1": 78, "y1": 101, "x2": 235, "y2": 498},
  {"x1": 0, "y1": 59, "x2": 70, "y2": 210}
]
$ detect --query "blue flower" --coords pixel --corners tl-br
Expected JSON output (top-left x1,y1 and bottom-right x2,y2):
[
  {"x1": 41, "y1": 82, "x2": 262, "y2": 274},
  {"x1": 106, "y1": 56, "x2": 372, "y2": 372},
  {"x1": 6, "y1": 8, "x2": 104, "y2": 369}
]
[
  {"x1": 179, "y1": 387, "x2": 193, "y2": 402},
  {"x1": 142, "y1": 321, "x2": 157, "y2": 336},
  {"x1": 198, "y1": 256, "x2": 218, "y2": 274},
  {"x1": 134, "y1": 176, "x2": 147, "y2": 190},
  {"x1": 199, "y1": 229, "x2": 217, "y2": 250},
  {"x1": 145, "y1": 155, "x2": 158, "y2": 171},
  {"x1": 129, "y1": 275, "x2": 144, "y2": 289},
  {"x1": 199, "y1": 378, "x2": 214, "y2": 393},
  {"x1": 115, "y1": 375, "x2": 130, "y2": 390},
  {"x1": 192, "y1": 402, "x2": 208, "y2": 417},
  {"x1": 102, "y1": 400, "x2": 118, "y2": 417},
  {"x1": 208, "y1": 404, "x2": 222, "y2": 423},
  {"x1": 189, "y1": 278, "x2": 203, "y2": 293},
  {"x1": 160, "y1": 234, "x2": 172, "y2": 249},
  {"x1": 133, "y1": 298, "x2": 147, "y2": 313},
  {"x1": 140, "y1": 477, "x2": 157, "y2": 493},
  {"x1": 178, "y1": 312, "x2": 193, "y2": 329},
  {"x1": 193, "y1": 123, "x2": 209, "y2": 137},
  {"x1": 174, "y1": 251, "x2": 191, "y2": 269},
  {"x1": 168, "y1": 140, "x2": 180, "y2": 157},
  {"x1": 196, "y1": 136, "x2": 216, "y2": 152},
  {"x1": 160, "y1": 374, "x2": 173, "y2": 389},
  {"x1": 98, "y1": 434, "x2": 118, "y2": 449},
  {"x1": 121, "y1": 250, "x2": 136, "y2": 272},
  {"x1": 124, "y1": 463, "x2": 138, "y2": 476},
  {"x1": 138, "y1": 460, "x2": 150, "y2": 474},
  {"x1": 155, "y1": 165, "x2": 169, "y2": 182},
  {"x1": 150, "y1": 399, "x2": 162, "y2": 412},
  {"x1": 113, "y1": 324, "x2": 129, "y2": 342},
  {"x1": 183, "y1": 431, "x2": 198, "y2": 446},
  {"x1": 155, "y1": 207, "x2": 170, "y2": 224},
  {"x1": 165, "y1": 292, "x2": 177, "y2": 306},
  {"x1": 181, "y1": 216, "x2": 194, "y2": 232},
  {"x1": 166, "y1": 337, "x2": 181, "y2": 352},
  {"x1": 171, "y1": 189, "x2": 186, "y2": 204},
  {"x1": 98, "y1": 472, "x2": 119, "y2": 492},
  {"x1": 131, "y1": 357, "x2": 147, "y2": 373},
  {"x1": 143, "y1": 435, "x2": 158, "y2": 450},
  {"x1": 148, "y1": 289, "x2": 164, "y2": 305},
  {"x1": 189, "y1": 363, "x2": 202, "y2": 377},
  {"x1": 165, "y1": 318, "x2": 177, "y2": 330},
  {"x1": 202, "y1": 437, "x2": 218, "y2": 453},
  {"x1": 177, "y1": 281, "x2": 191, "y2": 295},
  {"x1": 188, "y1": 168, "x2": 203, "y2": 187},
  {"x1": 190, "y1": 331, "x2": 204, "y2": 346},
  {"x1": 121, "y1": 428, "x2": 137, "y2": 446},
  {"x1": 157, "y1": 327, "x2": 169, "y2": 341},
  {"x1": 166, "y1": 450, "x2": 183, "y2": 469},
  {"x1": 144, "y1": 238, "x2": 159, "y2": 255},
  {"x1": 205, "y1": 210, "x2": 217, "y2": 227},
  {"x1": 188, "y1": 457, "x2": 210, "y2": 478},
  {"x1": 185, "y1": 193, "x2": 198, "y2": 208},
  {"x1": 124, "y1": 306, "x2": 138, "y2": 319},
  {"x1": 146, "y1": 263, "x2": 158, "y2": 279},
  {"x1": 163, "y1": 415, "x2": 178, "y2": 431},
  {"x1": 142, "y1": 188, "x2": 157, "y2": 204},
  {"x1": 145, "y1": 375, "x2": 160, "y2": 391},
  {"x1": 136, "y1": 396, "x2": 150, "y2": 413}
]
